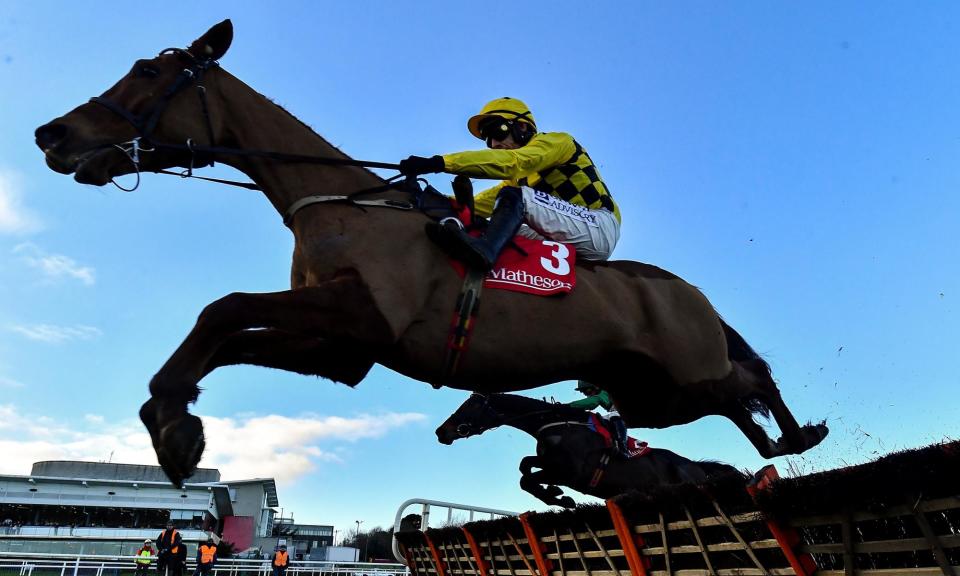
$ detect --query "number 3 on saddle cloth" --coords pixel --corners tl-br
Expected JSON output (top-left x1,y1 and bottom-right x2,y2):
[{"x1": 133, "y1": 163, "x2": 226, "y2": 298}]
[{"x1": 447, "y1": 233, "x2": 577, "y2": 295}]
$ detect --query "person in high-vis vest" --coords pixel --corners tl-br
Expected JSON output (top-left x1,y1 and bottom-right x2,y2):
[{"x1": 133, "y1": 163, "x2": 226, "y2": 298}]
[
  {"x1": 157, "y1": 522, "x2": 184, "y2": 576},
  {"x1": 135, "y1": 539, "x2": 155, "y2": 576},
  {"x1": 399, "y1": 97, "x2": 620, "y2": 270},
  {"x1": 271, "y1": 544, "x2": 289, "y2": 576},
  {"x1": 196, "y1": 538, "x2": 218, "y2": 576}
]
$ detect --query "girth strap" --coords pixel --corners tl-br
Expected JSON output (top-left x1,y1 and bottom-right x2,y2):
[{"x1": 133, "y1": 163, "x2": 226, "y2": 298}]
[
  {"x1": 589, "y1": 453, "x2": 611, "y2": 488},
  {"x1": 283, "y1": 195, "x2": 414, "y2": 226},
  {"x1": 438, "y1": 267, "x2": 485, "y2": 385}
]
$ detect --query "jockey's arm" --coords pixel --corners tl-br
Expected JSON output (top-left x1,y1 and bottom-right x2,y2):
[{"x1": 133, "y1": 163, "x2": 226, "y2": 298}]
[
  {"x1": 567, "y1": 390, "x2": 613, "y2": 411},
  {"x1": 567, "y1": 390, "x2": 613, "y2": 410},
  {"x1": 442, "y1": 133, "x2": 577, "y2": 218},
  {"x1": 442, "y1": 132, "x2": 576, "y2": 180}
]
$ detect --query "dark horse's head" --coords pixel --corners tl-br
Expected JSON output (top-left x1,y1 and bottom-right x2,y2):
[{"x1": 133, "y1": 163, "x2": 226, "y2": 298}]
[
  {"x1": 435, "y1": 393, "x2": 505, "y2": 445},
  {"x1": 35, "y1": 20, "x2": 234, "y2": 187}
]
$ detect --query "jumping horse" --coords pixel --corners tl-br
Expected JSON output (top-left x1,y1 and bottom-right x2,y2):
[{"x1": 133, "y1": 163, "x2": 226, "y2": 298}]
[
  {"x1": 34, "y1": 20, "x2": 827, "y2": 486},
  {"x1": 436, "y1": 393, "x2": 745, "y2": 508}
]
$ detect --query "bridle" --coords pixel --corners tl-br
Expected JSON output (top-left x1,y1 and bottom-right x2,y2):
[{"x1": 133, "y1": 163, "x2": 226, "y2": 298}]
[
  {"x1": 88, "y1": 47, "x2": 409, "y2": 223},
  {"x1": 89, "y1": 48, "x2": 223, "y2": 191},
  {"x1": 452, "y1": 394, "x2": 503, "y2": 438}
]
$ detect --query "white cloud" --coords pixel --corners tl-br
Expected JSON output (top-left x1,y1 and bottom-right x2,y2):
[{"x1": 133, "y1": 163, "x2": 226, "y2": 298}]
[
  {"x1": 0, "y1": 376, "x2": 25, "y2": 388},
  {"x1": 0, "y1": 169, "x2": 41, "y2": 234},
  {"x1": 13, "y1": 243, "x2": 95, "y2": 285},
  {"x1": 0, "y1": 405, "x2": 426, "y2": 485},
  {"x1": 202, "y1": 412, "x2": 427, "y2": 483},
  {"x1": 8, "y1": 324, "x2": 103, "y2": 343}
]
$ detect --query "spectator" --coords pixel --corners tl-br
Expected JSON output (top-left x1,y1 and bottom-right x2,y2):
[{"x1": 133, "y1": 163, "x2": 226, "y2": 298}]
[
  {"x1": 135, "y1": 539, "x2": 155, "y2": 576},
  {"x1": 196, "y1": 537, "x2": 218, "y2": 576},
  {"x1": 157, "y1": 522, "x2": 184, "y2": 576},
  {"x1": 271, "y1": 544, "x2": 289, "y2": 576}
]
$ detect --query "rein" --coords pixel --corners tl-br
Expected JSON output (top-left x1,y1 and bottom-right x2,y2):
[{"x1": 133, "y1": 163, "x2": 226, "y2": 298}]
[{"x1": 88, "y1": 46, "x2": 404, "y2": 219}]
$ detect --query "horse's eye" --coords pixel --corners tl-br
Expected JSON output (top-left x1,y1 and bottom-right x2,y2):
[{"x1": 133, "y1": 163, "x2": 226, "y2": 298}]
[{"x1": 134, "y1": 65, "x2": 160, "y2": 79}]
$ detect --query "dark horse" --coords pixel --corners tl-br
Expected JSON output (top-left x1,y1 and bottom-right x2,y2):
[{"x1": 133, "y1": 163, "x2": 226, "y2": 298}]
[
  {"x1": 436, "y1": 393, "x2": 745, "y2": 508},
  {"x1": 34, "y1": 20, "x2": 826, "y2": 486}
]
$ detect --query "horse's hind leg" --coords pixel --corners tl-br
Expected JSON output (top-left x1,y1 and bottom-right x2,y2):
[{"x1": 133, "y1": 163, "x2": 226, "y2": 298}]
[{"x1": 728, "y1": 360, "x2": 828, "y2": 457}]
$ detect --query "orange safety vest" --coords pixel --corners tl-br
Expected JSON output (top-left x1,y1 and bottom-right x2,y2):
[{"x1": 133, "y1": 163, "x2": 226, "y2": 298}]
[
  {"x1": 274, "y1": 551, "x2": 288, "y2": 567},
  {"x1": 199, "y1": 544, "x2": 217, "y2": 564},
  {"x1": 160, "y1": 529, "x2": 180, "y2": 554}
]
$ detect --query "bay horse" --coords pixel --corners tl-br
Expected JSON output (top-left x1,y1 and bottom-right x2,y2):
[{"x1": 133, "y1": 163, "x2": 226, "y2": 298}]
[
  {"x1": 436, "y1": 393, "x2": 745, "y2": 508},
  {"x1": 34, "y1": 20, "x2": 827, "y2": 486}
]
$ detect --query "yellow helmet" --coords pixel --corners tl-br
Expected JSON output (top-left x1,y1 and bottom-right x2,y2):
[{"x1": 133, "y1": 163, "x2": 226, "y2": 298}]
[{"x1": 467, "y1": 97, "x2": 537, "y2": 140}]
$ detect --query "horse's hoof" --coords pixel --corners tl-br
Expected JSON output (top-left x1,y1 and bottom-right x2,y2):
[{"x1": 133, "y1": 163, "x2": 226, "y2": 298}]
[
  {"x1": 156, "y1": 413, "x2": 205, "y2": 486},
  {"x1": 544, "y1": 485, "x2": 563, "y2": 498},
  {"x1": 140, "y1": 398, "x2": 161, "y2": 438},
  {"x1": 557, "y1": 496, "x2": 576, "y2": 509},
  {"x1": 801, "y1": 422, "x2": 829, "y2": 450}
]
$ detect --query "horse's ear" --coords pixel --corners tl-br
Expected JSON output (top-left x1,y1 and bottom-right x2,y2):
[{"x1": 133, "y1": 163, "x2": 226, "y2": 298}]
[{"x1": 188, "y1": 19, "x2": 233, "y2": 62}]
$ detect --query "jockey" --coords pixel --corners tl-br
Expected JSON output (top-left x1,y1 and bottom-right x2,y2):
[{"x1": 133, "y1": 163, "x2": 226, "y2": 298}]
[
  {"x1": 400, "y1": 97, "x2": 621, "y2": 270},
  {"x1": 568, "y1": 380, "x2": 629, "y2": 457}
]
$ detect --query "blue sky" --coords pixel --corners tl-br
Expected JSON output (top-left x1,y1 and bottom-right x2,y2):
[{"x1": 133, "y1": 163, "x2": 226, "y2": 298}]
[{"x1": 1, "y1": 1, "x2": 958, "y2": 539}]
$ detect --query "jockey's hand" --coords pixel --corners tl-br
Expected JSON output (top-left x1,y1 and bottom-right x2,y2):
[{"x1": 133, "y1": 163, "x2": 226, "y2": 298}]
[{"x1": 400, "y1": 155, "x2": 444, "y2": 176}]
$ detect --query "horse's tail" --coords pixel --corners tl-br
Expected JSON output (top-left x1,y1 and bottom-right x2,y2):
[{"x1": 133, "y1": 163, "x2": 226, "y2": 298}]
[{"x1": 718, "y1": 315, "x2": 771, "y2": 419}]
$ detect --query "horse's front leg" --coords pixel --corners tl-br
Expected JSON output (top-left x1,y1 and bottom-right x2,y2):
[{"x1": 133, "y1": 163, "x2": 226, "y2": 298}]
[
  {"x1": 519, "y1": 455, "x2": 541, "y2": 476},
  {"x1": 142, "y1": 275, "x2": 395, "y2": 485},
  {"x1": 519, "y1": 457, "x2": 576, "y2": 508},
  {"x1": 203, "y1": 329, "x2": 376, "y2": 384}
]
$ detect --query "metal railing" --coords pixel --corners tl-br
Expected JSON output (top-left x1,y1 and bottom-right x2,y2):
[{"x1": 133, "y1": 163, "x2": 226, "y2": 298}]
[
  {"x1": 390, "y1": 498, "x2": 518, "y2": 563},
  {"x1": 0, "y1": 554, "x2": 407, "y2": 576},
  {"x1": 0, "y1": 528, "x2": 209, "y2": 540}
]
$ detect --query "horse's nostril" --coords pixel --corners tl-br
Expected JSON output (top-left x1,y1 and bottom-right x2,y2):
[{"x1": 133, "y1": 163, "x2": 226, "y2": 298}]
[{"x1": 35, "y1": 123, "x2": 69, "y2": 150}]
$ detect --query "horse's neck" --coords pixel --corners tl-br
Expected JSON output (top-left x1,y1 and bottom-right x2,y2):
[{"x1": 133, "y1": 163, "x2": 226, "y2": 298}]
[
  {"x1": 491, "y1": 395, "x2": 579, "y2": 437},
  {"x1": 213, "y1": 70, "x2": 385, "y2": 217}
]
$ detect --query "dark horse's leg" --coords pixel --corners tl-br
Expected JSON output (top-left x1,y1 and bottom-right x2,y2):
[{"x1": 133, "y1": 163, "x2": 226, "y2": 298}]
[
  {"x1": 518, "y1": 456, "x2": 576, "y2": 508},
  {"x1": 140, "y1": 275, "x2": 395, "y2": 485}
]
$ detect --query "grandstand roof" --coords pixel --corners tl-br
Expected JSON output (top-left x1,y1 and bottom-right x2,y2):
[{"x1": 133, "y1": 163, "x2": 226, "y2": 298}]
[{"x1": 221, "y1": 478, "x2": 279, "y2": 507}]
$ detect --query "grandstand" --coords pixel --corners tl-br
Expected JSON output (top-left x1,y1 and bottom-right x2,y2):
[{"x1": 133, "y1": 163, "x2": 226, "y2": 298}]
[{"x1": 0, "y1": 461, "x2": 280, "y2": 556}]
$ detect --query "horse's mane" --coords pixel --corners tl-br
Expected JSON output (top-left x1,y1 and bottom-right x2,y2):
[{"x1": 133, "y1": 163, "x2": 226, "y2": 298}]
[
  {"x1": 232, "y1": 68, "x2": 384, "y2": 182},
  {"x1": 491, "y1": 393, "x2": 588, "y2": 420}
]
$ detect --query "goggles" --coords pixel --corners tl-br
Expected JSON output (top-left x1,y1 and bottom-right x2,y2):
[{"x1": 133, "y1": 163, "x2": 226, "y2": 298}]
[{"x1": 479, "y1": 119, "x2": 512, "y2": 145}]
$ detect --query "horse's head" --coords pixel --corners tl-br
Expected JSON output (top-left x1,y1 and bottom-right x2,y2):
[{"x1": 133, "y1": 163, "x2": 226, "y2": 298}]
[
  {"x1": 435, "y1": 393, "x2": 503, "y2": 445},
  {"x1": 35, "y1": 20, "x2": 234, "y2": 188}
]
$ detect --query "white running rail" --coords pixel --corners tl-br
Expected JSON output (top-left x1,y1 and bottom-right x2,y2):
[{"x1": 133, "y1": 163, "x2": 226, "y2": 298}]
[
  {"x1": 0, "y1": 554, "x2": 407, "y2": 576},
  {"x1": 390, "y1": 499, "x2": 518, "y2": 564}
]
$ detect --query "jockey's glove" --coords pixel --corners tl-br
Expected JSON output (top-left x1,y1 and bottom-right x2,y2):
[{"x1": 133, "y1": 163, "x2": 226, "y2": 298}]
[{"x1": 400, "y1": 155, "x2": 445, "y2": 176}]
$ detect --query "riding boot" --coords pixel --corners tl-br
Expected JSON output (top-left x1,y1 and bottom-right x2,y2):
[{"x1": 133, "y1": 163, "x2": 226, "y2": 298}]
[
  {"x1": 609, "y1": 412, "x2": 628, "y2": 458},
  {"x1": 426, "y1": 186, "x2": 525, "y2": 270}
]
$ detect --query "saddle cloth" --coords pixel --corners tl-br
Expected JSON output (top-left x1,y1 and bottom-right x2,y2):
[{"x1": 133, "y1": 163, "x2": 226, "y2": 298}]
[
  {"x1": 587, "y1": 413, "x2": 651, "y2": 459},
  {"x1": 450, "y1": 235, "x2": 577, "y2": 296}
]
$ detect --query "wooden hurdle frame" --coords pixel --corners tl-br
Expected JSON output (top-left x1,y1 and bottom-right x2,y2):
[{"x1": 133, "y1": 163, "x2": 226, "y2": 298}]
[{"x1": 396, "y1": 442, "x2": 960, "y2": 576}]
